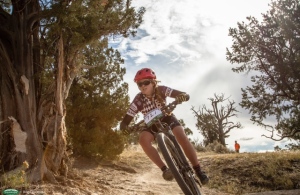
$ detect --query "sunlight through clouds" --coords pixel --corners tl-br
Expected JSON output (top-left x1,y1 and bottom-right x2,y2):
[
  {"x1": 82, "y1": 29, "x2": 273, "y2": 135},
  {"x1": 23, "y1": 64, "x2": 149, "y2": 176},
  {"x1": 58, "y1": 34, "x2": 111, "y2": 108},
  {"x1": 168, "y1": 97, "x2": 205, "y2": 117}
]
[{"x1": 114, "y1": 0, "x2": 294, "y2": 152}]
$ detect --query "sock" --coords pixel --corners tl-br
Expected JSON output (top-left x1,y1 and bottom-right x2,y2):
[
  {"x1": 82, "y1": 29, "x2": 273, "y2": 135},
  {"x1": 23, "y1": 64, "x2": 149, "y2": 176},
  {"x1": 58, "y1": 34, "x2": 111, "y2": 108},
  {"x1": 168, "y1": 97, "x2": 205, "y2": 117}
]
[
  {"x1": 161, "y1": 165, "x2": 167, "y2": 172},
  {"x1": 193, "y1": 164, "x2": 201, "y2": 172}
]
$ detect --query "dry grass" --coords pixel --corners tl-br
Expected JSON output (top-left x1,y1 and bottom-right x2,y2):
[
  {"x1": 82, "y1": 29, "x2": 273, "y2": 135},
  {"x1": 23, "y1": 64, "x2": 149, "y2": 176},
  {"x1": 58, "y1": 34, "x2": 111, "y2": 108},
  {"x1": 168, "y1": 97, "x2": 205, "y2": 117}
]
[
  {"x1": 117, "y1": 145, "x2": 150, "y2": 168},
  {"x1": 198, "y1": 151, "x2": 300, "y2": 194},
  {"x1": 4, "y1": 146, "x2": 299, "y2": 195},
  {"x1": 115, "y1": 145, "x2": 300, "y2": 194}
]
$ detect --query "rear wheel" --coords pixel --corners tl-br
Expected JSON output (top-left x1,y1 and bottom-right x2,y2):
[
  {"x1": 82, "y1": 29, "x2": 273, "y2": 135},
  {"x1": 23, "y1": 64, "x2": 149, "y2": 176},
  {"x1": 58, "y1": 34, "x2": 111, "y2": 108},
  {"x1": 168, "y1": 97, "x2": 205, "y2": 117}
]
[{"x1": 157, "y1": 133, "x2": 201, "y2": 195}]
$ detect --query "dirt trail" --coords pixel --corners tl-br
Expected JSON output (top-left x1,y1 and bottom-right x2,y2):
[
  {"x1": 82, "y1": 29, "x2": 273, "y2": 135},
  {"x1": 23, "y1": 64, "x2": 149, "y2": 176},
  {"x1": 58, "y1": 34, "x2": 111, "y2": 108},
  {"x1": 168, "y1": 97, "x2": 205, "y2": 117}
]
[
  {"x1": 20, "y1": 146, "x2": 300, "y2": 195},
  {"x1": 26, "y1": 146, "x2": 228, "y2": 195},
  {"x1": 66, "y1": 145, "x2": 230, "y2": 195}
]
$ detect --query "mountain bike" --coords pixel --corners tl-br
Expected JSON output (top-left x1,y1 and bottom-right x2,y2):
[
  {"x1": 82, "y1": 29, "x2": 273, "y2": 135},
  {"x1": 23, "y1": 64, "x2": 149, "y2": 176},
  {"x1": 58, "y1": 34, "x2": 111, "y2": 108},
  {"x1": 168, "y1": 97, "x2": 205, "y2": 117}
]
[{"x1": 129, "y1": 99, "x2": 202, "y2": 195}]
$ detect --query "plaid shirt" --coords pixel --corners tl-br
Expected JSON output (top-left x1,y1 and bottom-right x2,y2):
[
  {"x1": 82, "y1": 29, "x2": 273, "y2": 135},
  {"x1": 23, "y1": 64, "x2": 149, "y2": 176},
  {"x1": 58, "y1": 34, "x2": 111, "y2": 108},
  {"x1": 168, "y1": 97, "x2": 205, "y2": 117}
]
[
  {"x1": 120, "y1": 85, "x2": 185, "y2": 127},
  {"x1": 126, "y1": 85, "x2": 179, "y2": 117}
]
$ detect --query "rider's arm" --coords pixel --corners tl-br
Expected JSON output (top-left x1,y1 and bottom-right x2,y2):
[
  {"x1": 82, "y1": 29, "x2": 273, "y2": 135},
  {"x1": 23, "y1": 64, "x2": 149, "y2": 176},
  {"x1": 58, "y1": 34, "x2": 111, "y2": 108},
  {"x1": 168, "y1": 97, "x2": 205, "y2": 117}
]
[
  {"x1": 158, "y1": 85, "x2": 189, "y2": 100},
  {"x1": 120, "y1": 94, "x2": 141, "y2": 130},
  {"x1": 120, "y1": 114, "x2": 133, "y2": 130},
  {"x1": 170, "y1": 90, "x2": 189, "y2": 99}
]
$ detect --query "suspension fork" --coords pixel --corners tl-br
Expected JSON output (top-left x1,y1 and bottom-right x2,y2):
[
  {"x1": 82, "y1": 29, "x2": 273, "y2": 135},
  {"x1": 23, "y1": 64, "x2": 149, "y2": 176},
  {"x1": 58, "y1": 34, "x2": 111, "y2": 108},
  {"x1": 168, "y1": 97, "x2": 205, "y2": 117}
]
[
  {"x1": 155, "y1": 121, "x2": 192, "y2": 172},
  {"x1": 166, "y1": 132, "x2": 191, "y2": 169}
]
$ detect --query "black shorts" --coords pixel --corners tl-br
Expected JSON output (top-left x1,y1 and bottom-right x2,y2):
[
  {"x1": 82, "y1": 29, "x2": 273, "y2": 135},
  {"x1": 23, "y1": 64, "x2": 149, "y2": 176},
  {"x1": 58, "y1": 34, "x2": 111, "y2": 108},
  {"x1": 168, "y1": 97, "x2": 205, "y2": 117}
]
[{"x1": 141, "y1": 114, "x2": 181, "y2": 136}]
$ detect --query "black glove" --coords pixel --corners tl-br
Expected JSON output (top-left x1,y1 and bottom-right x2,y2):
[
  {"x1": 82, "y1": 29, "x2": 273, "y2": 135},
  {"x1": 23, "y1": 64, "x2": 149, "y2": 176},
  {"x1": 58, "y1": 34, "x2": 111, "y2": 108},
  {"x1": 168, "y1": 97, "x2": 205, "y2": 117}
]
[
  {"x1": 175, "y1": 93, "x2": 189, "y2": 103},
  {"x1": 120, "y1": 122, "x2": 131, "y2": 135}
]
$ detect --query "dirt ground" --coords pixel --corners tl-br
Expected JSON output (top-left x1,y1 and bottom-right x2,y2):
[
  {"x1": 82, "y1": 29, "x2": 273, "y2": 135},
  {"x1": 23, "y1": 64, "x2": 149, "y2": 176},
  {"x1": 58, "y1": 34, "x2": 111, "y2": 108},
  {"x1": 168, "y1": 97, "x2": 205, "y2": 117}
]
[{"x1": 19, "y1": 146, "x2": 300, "y2": 195}]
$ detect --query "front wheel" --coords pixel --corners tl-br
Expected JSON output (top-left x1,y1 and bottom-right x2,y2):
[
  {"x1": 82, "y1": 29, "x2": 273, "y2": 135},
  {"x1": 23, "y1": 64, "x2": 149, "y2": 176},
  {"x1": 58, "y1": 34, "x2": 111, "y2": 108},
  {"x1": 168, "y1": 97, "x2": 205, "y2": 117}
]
[{"x1": 157, "y1": 133, "x2": 201, "y2": 195}]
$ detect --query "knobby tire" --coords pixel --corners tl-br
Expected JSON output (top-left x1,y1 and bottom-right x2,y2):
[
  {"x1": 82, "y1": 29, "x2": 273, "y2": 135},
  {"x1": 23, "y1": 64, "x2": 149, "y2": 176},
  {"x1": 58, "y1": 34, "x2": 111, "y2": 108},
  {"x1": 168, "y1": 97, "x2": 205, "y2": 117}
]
[
  {"x1": 165, "y1": 134, "x2": 202, "y2": 195},
  {"x1": 157, "y1": 133, "x2": 201, "y2": 195}
]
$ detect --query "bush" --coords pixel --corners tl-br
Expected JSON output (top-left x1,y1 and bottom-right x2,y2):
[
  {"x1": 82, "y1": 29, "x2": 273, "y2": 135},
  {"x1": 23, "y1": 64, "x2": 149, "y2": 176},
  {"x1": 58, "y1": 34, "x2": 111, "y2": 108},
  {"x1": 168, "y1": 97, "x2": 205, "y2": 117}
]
[
  {"x1": 206, "y1": 140, "x2": 230, "y2": 153},
  {"x1": 70, "y1": 128, "x2": 126, "y2": 160},
  {"x1": 192, "y1": 138, "x2": 232, "y2": 153},
  {"x1": 191, "y1": 138, "x2": 207, "y2": 152},
  {"x1": 1, "y1": 161, "x2": 29, "y2": 189}
]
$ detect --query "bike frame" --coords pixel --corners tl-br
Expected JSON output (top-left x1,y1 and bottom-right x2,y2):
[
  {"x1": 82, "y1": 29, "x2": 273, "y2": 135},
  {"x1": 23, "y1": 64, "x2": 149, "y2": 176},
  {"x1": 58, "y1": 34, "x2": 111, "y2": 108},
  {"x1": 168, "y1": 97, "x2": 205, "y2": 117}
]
[
  {"x1": 152, "y1": 118, "x2": 191, "y2": 171},
  {"x1": 153, "y1": 118, "x2": 201, "y2": 195},
  {"x1": 131, "y1": 100, "x2": 201, "y2": 195}
]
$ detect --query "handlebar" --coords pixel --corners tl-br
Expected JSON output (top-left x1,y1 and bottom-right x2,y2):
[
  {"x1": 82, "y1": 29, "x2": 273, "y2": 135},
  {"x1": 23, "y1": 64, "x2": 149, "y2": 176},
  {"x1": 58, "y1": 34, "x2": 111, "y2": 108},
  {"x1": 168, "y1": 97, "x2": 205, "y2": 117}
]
[{"x1": 128, "y1": 99, "x2": 186, "y2": 132}]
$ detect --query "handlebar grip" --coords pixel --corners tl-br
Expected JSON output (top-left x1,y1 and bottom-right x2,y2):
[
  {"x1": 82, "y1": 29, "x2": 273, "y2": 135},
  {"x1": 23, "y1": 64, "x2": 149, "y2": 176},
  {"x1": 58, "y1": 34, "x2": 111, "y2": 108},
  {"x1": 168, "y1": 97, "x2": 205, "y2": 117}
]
[{"x1": 185, "y1": 94, "x2": 190, "y2": 101}]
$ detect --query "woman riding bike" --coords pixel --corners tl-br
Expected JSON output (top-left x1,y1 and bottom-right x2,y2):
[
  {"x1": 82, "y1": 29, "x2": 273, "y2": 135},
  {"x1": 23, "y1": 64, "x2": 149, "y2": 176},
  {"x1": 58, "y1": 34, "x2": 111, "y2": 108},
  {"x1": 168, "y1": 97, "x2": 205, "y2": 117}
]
[{"x1": 120, "y1": 68, "x2": 209, "y2": 185}]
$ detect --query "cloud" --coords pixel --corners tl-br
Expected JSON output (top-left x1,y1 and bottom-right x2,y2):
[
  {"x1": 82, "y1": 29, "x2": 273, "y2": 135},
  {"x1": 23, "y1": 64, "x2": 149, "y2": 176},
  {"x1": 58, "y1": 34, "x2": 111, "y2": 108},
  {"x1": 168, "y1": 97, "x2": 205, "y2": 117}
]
[
  {"x1": 240, "y1": 137, "x2": 254, "y2": 141},
  {"x1": 126, "y1": 0, "x2": 269, "y2": 66},
  {"x1": 114, "y1": 0, "x2": 295, "y2": 152}
]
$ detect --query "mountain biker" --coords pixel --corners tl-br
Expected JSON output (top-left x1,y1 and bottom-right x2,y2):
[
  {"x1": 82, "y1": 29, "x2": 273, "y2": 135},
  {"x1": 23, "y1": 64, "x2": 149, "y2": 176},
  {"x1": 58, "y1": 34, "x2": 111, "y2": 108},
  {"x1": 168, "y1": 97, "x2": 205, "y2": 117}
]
[{"x1": 120, "y1": 68, "x2": 209, "y2": 185}]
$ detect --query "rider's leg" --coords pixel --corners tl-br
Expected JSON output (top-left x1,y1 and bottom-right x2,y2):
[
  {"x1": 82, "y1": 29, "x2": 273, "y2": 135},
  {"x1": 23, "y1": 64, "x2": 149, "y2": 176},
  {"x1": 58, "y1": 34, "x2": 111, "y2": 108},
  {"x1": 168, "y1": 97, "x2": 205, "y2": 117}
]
[
  {"x1": 172, "y1": 125, "x2": 209, "y2": 184},
  {"x1": 139, "y1": 131, "x2": 165, "y2": 168},
  {"x1": 139, "y1": 131, "x2": 174, "y2": 181},
  {"x1": 172, "y1": 125, "x2": 199, "y2": 166}
]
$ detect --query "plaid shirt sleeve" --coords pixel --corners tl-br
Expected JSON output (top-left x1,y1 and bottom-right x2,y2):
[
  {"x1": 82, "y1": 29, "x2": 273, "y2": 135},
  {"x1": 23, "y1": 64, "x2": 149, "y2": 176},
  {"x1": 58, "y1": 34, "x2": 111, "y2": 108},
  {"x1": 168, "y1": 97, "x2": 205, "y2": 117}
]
[
  {"x1": 126, "y1": 93, "x2": 143, "y2": 117},
  {"x1": 159, "y1": 85, "x2": 185, "y2": 98}
]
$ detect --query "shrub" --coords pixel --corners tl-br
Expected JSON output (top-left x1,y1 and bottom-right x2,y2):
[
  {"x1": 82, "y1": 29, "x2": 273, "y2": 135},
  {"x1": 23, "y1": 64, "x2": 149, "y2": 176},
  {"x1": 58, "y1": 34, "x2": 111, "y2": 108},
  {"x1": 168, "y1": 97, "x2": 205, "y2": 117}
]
[
  {"x1": 192, "y1": 138, "x2": 207, "y2": 152},
  {"x1": 206, "y1": 140, "x2": 230, "y2": 153},
  {"x1": 70, "y1": 128, "x2": 126, "y2": 160},
  {"x1": 1, "y1": 161, "x2": 29, "y2": 189}
]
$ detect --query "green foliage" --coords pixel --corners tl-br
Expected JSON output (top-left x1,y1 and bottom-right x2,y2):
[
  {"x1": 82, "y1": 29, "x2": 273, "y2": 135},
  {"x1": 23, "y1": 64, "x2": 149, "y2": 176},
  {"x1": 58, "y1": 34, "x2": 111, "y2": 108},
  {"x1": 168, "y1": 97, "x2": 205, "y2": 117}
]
[
  {"x1": 286, "y1": 142, "x2": 300, "y2": 151},
  {"x1": 39, "y1": 0, "x2": 145, "y2": 94},
  {"x1": 226, "y1": 0, "x2": 300, "y2": 142},
  {"x1": 1, "y1": 161, "x2": 29, "y2": 189},
  {"x1": 69, "y1": 126, "x2": 125, "y2": 160},
  {"x1": 66, "y1": 39, "x2": 129, "y2": 160},
  {"x1": 178, "y1": 119, "x2": 193, "y2": 137},
  {"x1": 0, "y1": 0, "x2": 145, "y2": 181},
  {"x1": 275, "y1": 142, "x2": 300, "y2": 151}
]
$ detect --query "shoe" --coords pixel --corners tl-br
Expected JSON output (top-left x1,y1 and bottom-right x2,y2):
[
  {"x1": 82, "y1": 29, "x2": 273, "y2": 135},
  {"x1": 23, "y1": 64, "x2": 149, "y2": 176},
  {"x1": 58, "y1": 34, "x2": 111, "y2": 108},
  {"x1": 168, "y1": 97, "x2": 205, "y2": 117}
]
[
  {"x1": 195, "y1": 170, "x2": 209, "y2": 185},
  {"x1": 162, "y1": 168, "x2": 174, "y2": 181}
]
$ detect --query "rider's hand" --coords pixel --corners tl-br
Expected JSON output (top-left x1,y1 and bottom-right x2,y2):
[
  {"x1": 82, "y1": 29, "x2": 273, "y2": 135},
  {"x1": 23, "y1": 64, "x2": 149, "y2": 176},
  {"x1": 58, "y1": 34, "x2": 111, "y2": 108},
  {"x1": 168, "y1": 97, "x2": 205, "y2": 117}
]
[
  {"x1": 122, "y1": 128, "x2": 131, "y2": 135},
  {"x1": 175, "y1": 93, "x2": 189, "y2": 103},
  {"x1": 120, "y1": 122, "x2": 131, "y2": 135}
]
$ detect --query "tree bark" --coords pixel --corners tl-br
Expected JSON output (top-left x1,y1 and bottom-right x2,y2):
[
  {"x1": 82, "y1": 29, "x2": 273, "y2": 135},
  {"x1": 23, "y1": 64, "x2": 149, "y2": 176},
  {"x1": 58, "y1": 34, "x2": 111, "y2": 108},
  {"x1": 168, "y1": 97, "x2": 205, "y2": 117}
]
[
  {"x1": 218, "y1": 125, "x2": 226, "y2": 146},
  {"x1": 1, "y1": 0, "x2": 144, "y2": 183},
  {"x1": 0, "y1": 0, "x2": 69, "y2": 183}
]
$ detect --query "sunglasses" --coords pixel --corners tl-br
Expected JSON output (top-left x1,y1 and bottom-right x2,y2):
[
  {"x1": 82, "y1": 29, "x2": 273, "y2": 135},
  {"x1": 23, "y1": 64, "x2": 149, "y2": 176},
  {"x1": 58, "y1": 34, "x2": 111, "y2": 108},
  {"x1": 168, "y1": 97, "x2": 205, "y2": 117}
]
[{"x1": 137, "y1": 80, "x2": 151, "y2": 87}]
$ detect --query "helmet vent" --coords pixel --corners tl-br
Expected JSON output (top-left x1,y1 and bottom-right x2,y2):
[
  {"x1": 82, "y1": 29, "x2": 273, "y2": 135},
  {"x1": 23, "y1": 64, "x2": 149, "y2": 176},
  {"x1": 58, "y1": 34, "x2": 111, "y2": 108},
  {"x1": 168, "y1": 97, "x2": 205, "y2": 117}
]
[{"x1": 134, "y1": 68, "x2": 156, "y2": 82}]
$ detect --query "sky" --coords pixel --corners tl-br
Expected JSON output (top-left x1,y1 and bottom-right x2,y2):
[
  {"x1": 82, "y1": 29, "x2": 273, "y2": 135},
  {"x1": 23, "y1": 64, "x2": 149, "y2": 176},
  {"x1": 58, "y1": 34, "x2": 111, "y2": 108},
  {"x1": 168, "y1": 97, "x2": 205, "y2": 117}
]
[{"x1": 112, "y1": 0, "x2": 294, "y2": 152}]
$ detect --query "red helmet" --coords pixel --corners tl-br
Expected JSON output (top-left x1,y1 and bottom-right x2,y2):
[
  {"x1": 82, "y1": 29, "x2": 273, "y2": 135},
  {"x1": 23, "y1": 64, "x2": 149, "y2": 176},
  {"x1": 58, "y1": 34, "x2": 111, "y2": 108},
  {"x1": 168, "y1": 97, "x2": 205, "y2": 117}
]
[{"x1": 134, "y1": 68, "x2": 156, "y2": 82}]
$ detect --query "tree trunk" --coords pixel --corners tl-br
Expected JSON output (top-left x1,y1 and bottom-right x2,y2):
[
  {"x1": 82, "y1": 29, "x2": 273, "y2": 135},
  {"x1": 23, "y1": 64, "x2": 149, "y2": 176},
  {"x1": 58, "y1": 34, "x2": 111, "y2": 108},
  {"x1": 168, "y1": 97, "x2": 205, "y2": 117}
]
[
  {"x1": 218, "y1": 122, "x2": 226, "y2": 146},
  {"x1": 0, "y1": 1, "x2": 69, "y2": 183}
]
